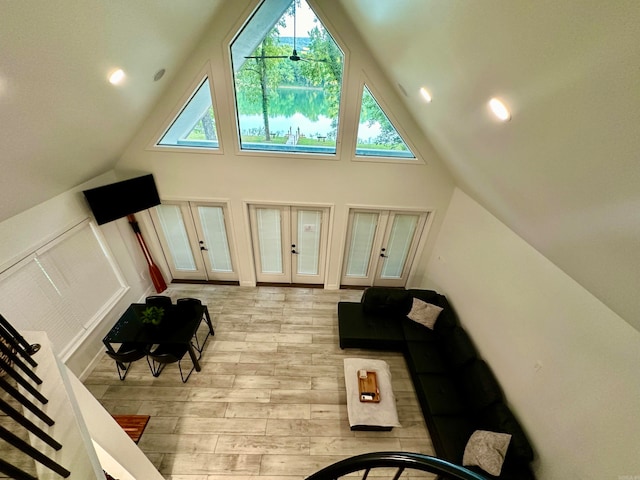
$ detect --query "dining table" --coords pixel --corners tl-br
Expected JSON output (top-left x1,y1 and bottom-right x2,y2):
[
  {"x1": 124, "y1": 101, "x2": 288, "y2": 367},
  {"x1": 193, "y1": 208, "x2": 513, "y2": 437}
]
[{"x1": 103, "y1": 302, "x2": 213, "y2": 372}]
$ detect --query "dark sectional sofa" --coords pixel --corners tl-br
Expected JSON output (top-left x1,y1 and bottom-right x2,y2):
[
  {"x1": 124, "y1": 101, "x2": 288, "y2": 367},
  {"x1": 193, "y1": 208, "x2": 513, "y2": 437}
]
[{"x1": 338, "y1": 287, "x2": 535, "y2": 480}]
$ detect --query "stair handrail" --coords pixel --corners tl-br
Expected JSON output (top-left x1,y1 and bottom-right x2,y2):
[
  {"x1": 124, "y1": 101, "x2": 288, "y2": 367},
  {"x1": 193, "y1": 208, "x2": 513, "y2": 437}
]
[{"x1": 305, "y1": 451, "x2": 489, "y2": 480}]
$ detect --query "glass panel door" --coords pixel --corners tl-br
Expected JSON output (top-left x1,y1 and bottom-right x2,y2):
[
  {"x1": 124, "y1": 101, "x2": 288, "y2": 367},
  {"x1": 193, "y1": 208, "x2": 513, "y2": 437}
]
[
  {"x1": 191, "y1": 203, "x2": 238, "y2": 281},
  {"x1": 249, "y1": 205, "x2": 328, "y2": 285},
  {"x1": 341, "y1": 209, "x2": 428, "y2": 287},
  {"x1": 150, "y1": 201, "x2": 238, "y2": 282},
  {"x1": 341, "y1": 211, "x2": 383, "y2": 286},
  {"x1": 291, "y1": 207, "x2": 329, "y2": 284},
  {"x1": 249, "y1": 205, "x2": 291, "y2": 283},
  {"x1": 375, "y1": 212, "x2": 426, "y2": 287},
  {"x1": 152, "y1": 203, "x2": 206, "y2": 280}
]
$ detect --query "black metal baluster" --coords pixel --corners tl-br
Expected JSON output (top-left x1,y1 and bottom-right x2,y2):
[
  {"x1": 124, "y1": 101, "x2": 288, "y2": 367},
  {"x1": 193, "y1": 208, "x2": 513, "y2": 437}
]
[
  {"x1": 0, "y1": 458, "x2": 38, "y2": 480},
  {"x1": 0, "y1": 315, "x2": 39, "y2": 366},
  {"x1": 0, "y1": 340, "x2": 42, "y2": 384},
  {"x1": 0, "y1": 356, "x2": 47, "y2": 404},
  {"x1": 0, "y1": 397, "x2": 62, "y2": 449},
  {"x1": 0, "y1": 426, "x2": 70, "y2": 478},
  {"x1": 0, "y1": 314, "x2": 70, "y2": 477},
  {"x1": 0, "y1": 377, "x2": 54, "y2": 425},
  {"x1": 0, "y1": 314, "x2": 39, "y2": 354}
]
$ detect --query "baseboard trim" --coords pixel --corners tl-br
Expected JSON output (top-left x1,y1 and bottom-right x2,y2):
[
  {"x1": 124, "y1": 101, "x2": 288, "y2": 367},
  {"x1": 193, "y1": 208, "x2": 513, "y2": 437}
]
[
  {"x1": 171, "y1": 279, "x2": 240, "y2": 286},
  {"x1": 256, "y1": 282, "x2": 324, "y2": 289}
]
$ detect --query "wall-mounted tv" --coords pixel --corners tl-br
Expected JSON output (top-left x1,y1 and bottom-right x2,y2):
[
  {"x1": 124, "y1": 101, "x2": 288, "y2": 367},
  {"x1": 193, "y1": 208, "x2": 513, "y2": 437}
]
[{"x1": 82, "y1": 174, "x2": 161, "y2": 225}]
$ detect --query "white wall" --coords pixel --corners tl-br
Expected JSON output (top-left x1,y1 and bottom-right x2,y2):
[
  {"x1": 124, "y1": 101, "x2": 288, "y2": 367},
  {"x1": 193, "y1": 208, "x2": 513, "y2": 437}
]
[
  {"x1": 0, "y1": 171, "x2": 154, "y2": 377},
  {"x1": 117, "y1": 0, "x2": 456, "y2": 289},
  {"x1": 424, "y1": 188, "x2": 640, "y2": 480}
]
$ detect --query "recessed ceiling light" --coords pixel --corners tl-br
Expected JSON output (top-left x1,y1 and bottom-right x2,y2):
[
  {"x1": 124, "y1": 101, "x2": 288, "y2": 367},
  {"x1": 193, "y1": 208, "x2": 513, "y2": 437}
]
[
  {"x1": 108, "y1": 69, "x2": 125, "y2": 85},
  {"x1": 489, "y1": 97, "x2": 511, "y2": 121},
  {"x1": 420, "y1": 87, "x2": 432, "y2": 103}
]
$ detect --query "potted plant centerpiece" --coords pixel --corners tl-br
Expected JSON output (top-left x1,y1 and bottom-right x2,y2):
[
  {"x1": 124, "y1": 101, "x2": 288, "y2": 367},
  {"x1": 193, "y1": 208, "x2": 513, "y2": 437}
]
[{"x1": 140, "y1": 306, "x2": 165, "y2": 327}]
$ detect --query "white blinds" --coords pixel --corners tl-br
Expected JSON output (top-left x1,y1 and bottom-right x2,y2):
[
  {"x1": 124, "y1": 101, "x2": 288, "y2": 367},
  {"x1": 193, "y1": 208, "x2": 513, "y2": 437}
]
[
  {"x1": 256, "y1": 208, "x2": 283, "y2": 274},
  {"x1": 345, "y1": 212, "x2": 378, "y2": 277},
  {"x1": 0, "y1": 220, "x2": 126, "y2": 359},
  {"x1": 156, "y1": 204, "x2": 197, "y2": 271},
  {"x1": 380, "y1": 214, "x2": 418, "y2": 279},
  {"x1": 296, "y1": 209, "x2": 322, "y2": 275},
  {"x1": 197, "y1": 206, "x2": 233, "y2": 273}
]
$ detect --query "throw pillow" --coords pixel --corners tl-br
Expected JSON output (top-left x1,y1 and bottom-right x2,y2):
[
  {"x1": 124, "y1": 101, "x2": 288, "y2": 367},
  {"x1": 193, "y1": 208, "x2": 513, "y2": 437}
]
[
  {"x1": 462, "y1": 430, "x2": 512, "y2": 476},
  {"x1": 407, "y1": 298, "x2": 442, "y2": 329}
]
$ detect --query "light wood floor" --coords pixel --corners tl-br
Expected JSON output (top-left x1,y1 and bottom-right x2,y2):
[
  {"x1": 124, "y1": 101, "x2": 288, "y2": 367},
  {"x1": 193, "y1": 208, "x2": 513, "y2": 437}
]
[{"x1": 83, "y1": 284, "x2": 435, "y2": 480}]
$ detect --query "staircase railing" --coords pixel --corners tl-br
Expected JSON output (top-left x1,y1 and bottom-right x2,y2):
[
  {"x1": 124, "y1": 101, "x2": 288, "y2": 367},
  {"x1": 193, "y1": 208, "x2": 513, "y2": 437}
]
[
  {"x1": 0, "y1": 314, "x2": 115, "y2": 479},
  {"x1": 305, "y1": 451, "x2": 489, "y2": 480}
]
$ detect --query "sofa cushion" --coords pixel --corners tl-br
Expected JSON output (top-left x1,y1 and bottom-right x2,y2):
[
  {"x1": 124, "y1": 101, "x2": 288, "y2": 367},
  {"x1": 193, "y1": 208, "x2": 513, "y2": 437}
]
[
  {"x1": 337, "y1": 302, "x2": 405, "y2": 350},
  {"x1": 459, "y1": 360, "x2": 503, "y2": 412},
  {"x1": 406, "y1": 289, "x2": 441, "y2": 305},
  {"x1": 401, "y1": 317, "x2": 438, "y2": 342},
  {"x1": 361, "y1": 287, "x2": 412, "y2": 317},
  {"x1": 428, "y1": 414, "x2": 476, "y2": 463},
  {"x1": 415, "y1": 373, "x2": 467, "y2": 415},
  {"x1": 463, "y1": 430, "x2": 511, "y2": 476},
  {"x1": 440, "y1": 326, "x2": 477, "y2": 369},
  {"x1": 407, "y1": 289, "x2": 458, "y2": 333},
  {"x1": 407, "y1": 297, "x2": 443, "y2": 329},
  {"x1": 405, "y1": 341, "x2": 448, "y2": 374},
  {"x1": 476, "y1": 402, "x2": 534, "y2": 466}
]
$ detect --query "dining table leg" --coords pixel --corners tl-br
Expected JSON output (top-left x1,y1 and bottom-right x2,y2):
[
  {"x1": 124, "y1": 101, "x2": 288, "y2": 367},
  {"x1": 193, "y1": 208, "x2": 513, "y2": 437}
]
[
  {"x1": 188, "y1": 344, "x2": 201, "y2": 372},
  {"x1": 103, "y1": 341, "x2": 116, "y2": 355},
  {"x1": 204, "y1": 306, "x2": 215, "y2": 335}
]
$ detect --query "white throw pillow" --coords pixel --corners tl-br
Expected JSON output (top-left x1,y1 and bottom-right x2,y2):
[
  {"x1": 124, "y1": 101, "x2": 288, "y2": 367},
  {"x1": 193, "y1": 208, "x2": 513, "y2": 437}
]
[
  {"x1": 407, "y1": 298, "x2": 442, "y2": 329},
  {"x1": 463, "y1": 430, "x2": 512, "y2": 476}
]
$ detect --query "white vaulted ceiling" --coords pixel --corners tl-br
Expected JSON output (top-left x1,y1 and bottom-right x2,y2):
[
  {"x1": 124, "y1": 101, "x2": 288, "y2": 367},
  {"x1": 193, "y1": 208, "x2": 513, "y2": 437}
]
[
  {"x1": 0, "y1": 0, "x2": 224, "y2": 219},
  {"x1": 0, "y1": 1, "x2": 639, "y2": 325},
  {"x1": 337, "y1": 0, "x2": 640, "y2": 326}
]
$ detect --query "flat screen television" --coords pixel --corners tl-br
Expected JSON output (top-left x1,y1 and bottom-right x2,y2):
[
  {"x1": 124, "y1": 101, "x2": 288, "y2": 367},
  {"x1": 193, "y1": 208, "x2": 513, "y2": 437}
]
[{"x1": 82, "y1": 174, "x2": 161, "y2": 225}]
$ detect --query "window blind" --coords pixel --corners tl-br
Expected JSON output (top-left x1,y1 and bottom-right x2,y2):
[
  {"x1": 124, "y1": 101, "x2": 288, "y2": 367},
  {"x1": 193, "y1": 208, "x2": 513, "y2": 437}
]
[{"x1": 0, "y1": 220, "x2": 126, "y2": 359}]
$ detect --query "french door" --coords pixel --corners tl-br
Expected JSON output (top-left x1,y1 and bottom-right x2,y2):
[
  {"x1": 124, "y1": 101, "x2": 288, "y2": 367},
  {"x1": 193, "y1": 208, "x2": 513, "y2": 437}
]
[
  {"x1": 341, "y1": 209, "x2": 428, "y2": 287},
  {"x1": 150, "y1": 201, "x2": 238, "y2": 282},
  {"x1": 248, "y1": 204, "x2": 329, "y2": 285}
]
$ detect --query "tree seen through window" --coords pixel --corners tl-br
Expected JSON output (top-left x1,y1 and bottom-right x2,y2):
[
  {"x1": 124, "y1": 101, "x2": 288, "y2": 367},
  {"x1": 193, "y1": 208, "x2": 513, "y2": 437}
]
[{"x1": 232, "y1": 0, "x2": 344, "y2": 154}]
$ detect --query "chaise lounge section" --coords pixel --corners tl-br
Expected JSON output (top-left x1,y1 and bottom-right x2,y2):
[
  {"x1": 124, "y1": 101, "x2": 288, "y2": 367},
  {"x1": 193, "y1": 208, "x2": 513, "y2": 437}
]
[{"x1": 338, "y1": 287, "x2": 535, "y2": 480}]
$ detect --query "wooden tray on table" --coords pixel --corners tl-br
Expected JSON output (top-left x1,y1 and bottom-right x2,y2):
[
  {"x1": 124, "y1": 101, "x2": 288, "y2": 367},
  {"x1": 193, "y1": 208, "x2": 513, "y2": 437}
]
[{"x1": 357, "y1": 370, "x2": 380, "y2": 403}]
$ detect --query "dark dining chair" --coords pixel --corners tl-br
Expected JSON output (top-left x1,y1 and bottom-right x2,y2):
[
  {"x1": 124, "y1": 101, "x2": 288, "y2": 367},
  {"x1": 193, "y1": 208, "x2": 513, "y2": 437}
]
[
  {"x1": 176, "y1": 297, "x2": 214, "y2": 354},
  {"x1": 105, "y1": 343, "x2": 148, "y2": 381},
  {"x1": 146, "y1": 343, "x2": 195, "y2": 383},
  {"x1": 145, "y1": 295, "x2": 173, "y2": 308}
]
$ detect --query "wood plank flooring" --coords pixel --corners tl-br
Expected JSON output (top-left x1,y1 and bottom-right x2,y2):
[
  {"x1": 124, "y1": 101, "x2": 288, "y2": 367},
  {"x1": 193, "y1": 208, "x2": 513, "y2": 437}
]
[{"x1": 83, "y1": 284, "x2": 435, "y2": 480}]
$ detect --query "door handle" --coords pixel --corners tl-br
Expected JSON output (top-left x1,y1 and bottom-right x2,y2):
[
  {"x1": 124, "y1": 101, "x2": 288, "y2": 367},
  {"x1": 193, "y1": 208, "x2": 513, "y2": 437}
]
[
  {"x1": 201, "y1": 246, "x2": 208, "y2": 251},
  {"x1": 291, "y1": 250, "x2": 298, "y2": 254},
  {"x1": 380, "y1": 247, "x2": 387, "y2": 258},
  {"x1": 291, "y1": 244, "x2": 297, "y2": 254}
]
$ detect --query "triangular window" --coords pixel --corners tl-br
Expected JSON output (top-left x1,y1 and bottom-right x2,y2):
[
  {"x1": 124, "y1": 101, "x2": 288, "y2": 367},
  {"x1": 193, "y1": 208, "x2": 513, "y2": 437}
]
[
  {"x1": 230, "y1": 0, "x2": 344, "y2": 155},
  {"x1": 356, "y1": 85, "x2": 415, "y2": 159},
  {"x1": 157, "y1": 78, "x2": 219, "y2": 149}
]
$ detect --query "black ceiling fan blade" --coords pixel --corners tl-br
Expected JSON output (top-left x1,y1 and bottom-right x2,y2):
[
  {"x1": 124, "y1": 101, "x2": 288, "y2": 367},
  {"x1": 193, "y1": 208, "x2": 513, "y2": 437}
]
[
  {"x1": 298, "y1": 55, "x2": 328, "y2": 63},
  {"x1": 244, "y1": 55, "x2": 289, "y2": 59}
]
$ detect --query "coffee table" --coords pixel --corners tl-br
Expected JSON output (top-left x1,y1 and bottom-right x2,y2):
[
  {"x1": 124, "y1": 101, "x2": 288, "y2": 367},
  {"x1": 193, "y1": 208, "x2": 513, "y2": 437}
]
[{"x1": 343, "y1": 358, "x2": 401, "y2": 431}]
